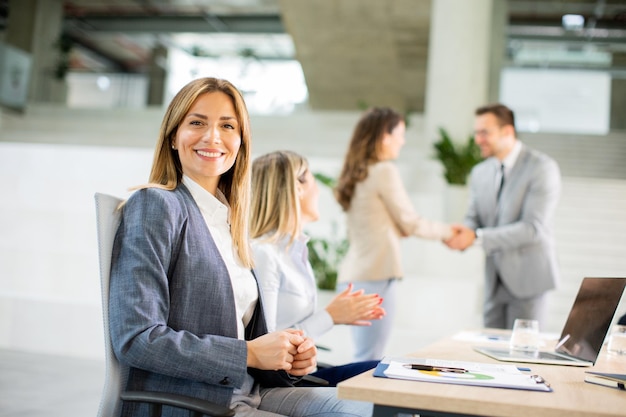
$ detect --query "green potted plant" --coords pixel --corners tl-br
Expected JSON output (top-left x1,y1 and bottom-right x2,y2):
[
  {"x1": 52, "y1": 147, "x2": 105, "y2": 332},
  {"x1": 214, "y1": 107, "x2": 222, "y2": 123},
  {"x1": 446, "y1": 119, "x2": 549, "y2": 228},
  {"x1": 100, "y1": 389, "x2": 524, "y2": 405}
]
[
  {"x1": 306, "y1": 173, "x2": 348, "y2": 291},
  {"x1": 307, "y1": 232, "x2": 348, "y2": 290},
  {"x1": 433, "y1": 127, "x2": 483, "y2": 221},
  {"x1": 432, "y1": 127, "x2": 482, "y2": 185}
]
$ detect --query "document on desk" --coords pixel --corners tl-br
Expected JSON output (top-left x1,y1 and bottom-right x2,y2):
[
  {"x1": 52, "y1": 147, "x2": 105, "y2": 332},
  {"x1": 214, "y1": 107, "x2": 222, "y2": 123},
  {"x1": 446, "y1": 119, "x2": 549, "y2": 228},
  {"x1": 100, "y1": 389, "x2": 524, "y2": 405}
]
[{"x1": 380, "y1": 357, "x2": 552, "y2": 392}]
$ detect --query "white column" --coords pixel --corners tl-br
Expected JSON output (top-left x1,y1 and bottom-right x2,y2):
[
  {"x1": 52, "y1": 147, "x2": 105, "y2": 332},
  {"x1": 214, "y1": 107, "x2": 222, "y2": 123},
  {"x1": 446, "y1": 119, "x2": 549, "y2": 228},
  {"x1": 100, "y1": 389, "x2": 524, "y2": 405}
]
[{"x1": 423, "y1": 0, "x2": 501, "y2": 143}]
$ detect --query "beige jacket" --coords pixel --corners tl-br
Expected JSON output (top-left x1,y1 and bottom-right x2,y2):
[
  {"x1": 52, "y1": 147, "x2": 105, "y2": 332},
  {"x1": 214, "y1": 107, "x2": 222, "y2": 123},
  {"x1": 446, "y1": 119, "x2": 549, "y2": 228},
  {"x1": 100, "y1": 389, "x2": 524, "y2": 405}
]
[{"x1": 338, "y1": 161, "x2": 452, "y2": 283}]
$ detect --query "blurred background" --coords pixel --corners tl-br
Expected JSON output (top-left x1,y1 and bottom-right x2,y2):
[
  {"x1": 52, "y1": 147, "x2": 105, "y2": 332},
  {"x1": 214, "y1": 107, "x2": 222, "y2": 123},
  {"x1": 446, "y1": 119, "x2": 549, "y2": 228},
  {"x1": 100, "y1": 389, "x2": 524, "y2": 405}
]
[{"x1": 0, "y1": 1, "x2": 625, "y2": 412}]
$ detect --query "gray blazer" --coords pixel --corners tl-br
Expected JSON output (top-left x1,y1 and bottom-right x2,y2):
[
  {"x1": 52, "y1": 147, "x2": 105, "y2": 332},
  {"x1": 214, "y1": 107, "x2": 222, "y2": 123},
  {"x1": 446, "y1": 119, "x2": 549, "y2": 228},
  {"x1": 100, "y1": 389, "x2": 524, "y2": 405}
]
[
  {"x1": 464, "y1": 144, "x2": 561, "y2": 299},
  {"x1": 109, "y1": 185, "x2": 292, "y2": 417}
]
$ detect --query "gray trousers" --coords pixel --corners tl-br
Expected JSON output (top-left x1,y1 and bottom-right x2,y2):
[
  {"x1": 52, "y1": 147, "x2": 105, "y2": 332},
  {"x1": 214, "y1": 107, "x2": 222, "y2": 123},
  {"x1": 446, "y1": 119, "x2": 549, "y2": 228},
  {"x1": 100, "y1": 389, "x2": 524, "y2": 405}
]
[
  {"x1": 484, "y1": 277, "x2": 548, "y2": 329},
  {"x1": 231, "y1": 374, "x2": 372, "y2": 416},
  {"x1": 233, "y1": 386, "x2": 371, "y2": 416}
]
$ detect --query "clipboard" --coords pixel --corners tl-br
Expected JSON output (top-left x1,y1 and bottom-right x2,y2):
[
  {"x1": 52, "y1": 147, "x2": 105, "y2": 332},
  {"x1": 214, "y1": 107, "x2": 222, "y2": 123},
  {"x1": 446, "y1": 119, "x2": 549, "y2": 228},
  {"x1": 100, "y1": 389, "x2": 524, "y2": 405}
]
[
  {"x1": 374, "y1": 356, "x2": 552, "y2": 392},
  {"x1": 373, "y1": 356, "x2": 413, "y2": 377}
]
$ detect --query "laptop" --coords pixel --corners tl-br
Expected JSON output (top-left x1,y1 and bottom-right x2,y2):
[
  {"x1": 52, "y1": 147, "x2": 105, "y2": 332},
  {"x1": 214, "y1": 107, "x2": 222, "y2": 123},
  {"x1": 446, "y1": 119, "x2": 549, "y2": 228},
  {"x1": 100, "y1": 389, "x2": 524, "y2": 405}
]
[{"x1": 474, "y1": 277, "x2": 626, "y2": 366}]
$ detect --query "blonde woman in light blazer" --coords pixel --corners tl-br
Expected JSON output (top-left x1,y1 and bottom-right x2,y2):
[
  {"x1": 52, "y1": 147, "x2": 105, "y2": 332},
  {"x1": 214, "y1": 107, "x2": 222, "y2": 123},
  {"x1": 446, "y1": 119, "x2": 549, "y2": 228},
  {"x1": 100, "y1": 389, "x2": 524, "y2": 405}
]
[
  {"x1": 335, "y1": 107, "x2": 454, "y2": 361},
  {"x1": 250, "y1": 150, "x2": 384, "y2": 386}
]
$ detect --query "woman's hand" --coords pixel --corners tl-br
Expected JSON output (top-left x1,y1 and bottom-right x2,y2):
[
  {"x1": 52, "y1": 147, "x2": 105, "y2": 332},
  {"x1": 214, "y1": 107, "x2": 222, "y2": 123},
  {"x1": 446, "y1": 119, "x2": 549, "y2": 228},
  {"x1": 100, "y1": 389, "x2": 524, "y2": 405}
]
[
  {"x1": 286, "y1": 330, "x2": 317, "y2": 376},
  {"x1": 325, "y1": 283, "x2": 386, "y2": 326},
  {"x1": 246, "y1": 329, "x2": 317, "y2": 375}
]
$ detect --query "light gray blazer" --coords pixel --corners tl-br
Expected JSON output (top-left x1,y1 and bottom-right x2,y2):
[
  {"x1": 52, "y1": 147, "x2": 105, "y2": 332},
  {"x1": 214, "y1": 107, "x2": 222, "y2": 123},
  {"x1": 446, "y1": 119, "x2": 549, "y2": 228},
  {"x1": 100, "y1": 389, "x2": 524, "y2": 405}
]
[
  {"x1": 109, "y1": 185, "x2": 292, "y2": 417},
  {"x1": 464, "y1": 144, "x2": 561, "y2": 299}
]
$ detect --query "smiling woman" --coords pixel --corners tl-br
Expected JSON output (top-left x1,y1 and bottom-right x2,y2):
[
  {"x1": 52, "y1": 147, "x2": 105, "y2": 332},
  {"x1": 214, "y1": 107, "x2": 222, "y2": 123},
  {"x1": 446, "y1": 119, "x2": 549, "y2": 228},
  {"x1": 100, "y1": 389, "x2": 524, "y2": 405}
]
[
  {"x1": 140, "y1": 77, "x2": 253, "y2": 267},
  {"x1": 109, "y1": 77, "x2": 372, "y2": 417},
  {"x1": 171, "y1": 91, "x2": 242, "y2": 196}
]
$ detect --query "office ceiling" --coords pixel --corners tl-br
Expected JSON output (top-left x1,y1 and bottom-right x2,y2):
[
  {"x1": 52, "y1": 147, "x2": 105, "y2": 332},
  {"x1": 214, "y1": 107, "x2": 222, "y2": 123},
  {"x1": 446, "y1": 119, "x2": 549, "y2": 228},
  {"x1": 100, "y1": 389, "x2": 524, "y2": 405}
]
[{"x1": 1, "y1": 0, "x2": 625, "y2": 110}]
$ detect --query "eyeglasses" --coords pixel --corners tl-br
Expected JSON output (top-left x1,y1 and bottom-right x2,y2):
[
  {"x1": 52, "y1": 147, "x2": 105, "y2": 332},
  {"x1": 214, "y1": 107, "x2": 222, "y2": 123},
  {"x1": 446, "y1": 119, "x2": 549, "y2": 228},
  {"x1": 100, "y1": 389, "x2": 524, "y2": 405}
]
[
  {"x1": 474, "y1": 129, "x2": 494, "y2": 138},
  {"x1": 475, "y1": 123, "x2": 511, "y2": 138}
]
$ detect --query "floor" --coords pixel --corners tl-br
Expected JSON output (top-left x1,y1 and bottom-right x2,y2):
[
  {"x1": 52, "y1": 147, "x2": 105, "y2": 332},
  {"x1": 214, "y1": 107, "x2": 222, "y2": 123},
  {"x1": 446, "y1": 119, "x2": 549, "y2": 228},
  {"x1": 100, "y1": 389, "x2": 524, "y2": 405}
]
[{"x1": 0, "y1": 349, "x2": 104, "y2": 417}]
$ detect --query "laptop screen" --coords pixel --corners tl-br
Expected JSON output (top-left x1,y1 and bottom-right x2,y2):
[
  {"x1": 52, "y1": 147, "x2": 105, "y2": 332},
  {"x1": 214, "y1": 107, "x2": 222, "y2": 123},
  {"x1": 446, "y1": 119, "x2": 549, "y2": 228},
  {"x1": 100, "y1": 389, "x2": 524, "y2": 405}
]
[{"x1": 556, "y1": 277, "x2": 626, "y2": 363}]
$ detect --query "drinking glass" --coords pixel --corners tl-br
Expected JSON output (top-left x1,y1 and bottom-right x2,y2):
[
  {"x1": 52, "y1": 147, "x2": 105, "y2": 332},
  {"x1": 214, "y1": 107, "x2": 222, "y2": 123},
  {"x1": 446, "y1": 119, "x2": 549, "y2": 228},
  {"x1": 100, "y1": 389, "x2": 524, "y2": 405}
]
[
  {"x1": 510, "y1": 319, "x2": 540, "y2": 352},
  {"x1": 607, "y1": 324, "x2": 626, "y2": 355}
]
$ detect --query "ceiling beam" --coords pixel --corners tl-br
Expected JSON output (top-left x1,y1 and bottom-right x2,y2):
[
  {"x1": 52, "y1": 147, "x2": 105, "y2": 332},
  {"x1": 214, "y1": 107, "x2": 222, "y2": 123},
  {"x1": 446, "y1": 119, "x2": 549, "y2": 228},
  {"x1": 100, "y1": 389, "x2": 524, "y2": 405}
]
[
  {"x1": 508, "y1": 25, "x2": 626, "y2": 46},
  {"x1": 63, "y1": 14, "x2": 284, "y2": 34},
  {"x1": 66, "y1": 32, "x2": 140, "y2": 72}
]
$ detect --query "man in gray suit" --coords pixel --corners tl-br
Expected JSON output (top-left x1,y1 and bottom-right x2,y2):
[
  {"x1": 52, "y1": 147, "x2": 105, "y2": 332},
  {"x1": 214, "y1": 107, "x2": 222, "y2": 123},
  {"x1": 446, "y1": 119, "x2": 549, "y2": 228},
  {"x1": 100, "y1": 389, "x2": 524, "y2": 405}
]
[{"x1": 446, "y1": 103, "x2": 561, "y2": 329}]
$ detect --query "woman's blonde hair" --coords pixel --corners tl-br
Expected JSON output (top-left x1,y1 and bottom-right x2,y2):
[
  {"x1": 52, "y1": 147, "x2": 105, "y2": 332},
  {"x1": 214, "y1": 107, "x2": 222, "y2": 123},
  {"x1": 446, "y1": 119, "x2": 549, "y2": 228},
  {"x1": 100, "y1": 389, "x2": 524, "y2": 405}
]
[
  {"x1": 334, "y1": 107, "x2": 403, "y2": 211},
  {"x1": 137, "y1": 77, "x2": 253, "y2": 267},
  {"x1": 250, "y1": 150, "x2": 309, "y2": 246}
]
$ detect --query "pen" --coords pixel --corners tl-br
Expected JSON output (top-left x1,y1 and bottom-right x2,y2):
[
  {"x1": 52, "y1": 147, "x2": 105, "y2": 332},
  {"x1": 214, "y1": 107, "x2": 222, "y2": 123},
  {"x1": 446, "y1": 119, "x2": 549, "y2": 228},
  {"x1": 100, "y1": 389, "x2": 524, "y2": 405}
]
[{"x1": 403, "y1": 364, "x2": 468, "y2": 373}]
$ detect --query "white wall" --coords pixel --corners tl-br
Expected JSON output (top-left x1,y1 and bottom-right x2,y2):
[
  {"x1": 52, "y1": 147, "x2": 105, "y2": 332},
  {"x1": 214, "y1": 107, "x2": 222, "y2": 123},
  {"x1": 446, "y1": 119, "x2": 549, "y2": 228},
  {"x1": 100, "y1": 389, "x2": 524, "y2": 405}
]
[
  {"x1": 500, "y1": 68, "x2": 611, "y2": 135},
  {"x1": 0, "y1": 143, "x2": 151, "y2": 358},
  {"x1": 66, "y1": 73, "x2": 149, "y2": 109}
]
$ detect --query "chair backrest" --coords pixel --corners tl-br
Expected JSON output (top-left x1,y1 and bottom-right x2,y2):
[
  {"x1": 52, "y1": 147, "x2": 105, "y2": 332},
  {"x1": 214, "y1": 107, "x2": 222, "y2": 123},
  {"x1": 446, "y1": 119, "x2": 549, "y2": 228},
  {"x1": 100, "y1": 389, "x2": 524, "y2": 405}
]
[{"x1": 95, "y1": 192, "x2": 126, "y2": 417}]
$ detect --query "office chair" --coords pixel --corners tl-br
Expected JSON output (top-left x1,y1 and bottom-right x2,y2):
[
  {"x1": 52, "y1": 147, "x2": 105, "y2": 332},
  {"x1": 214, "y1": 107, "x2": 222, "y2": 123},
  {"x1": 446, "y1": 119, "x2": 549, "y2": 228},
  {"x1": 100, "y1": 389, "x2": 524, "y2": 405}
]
[{"x1": 94, "y1": 192, "x2": 235, "y2": 417}]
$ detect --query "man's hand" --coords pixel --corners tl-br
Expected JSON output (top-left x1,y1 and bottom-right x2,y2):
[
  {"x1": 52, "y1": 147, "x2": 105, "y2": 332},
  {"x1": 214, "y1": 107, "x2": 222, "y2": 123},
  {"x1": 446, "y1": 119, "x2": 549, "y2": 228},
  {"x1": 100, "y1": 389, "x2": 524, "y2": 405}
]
[{"x1": 444, "y1": 224, "x2": 476, "y2": 251}]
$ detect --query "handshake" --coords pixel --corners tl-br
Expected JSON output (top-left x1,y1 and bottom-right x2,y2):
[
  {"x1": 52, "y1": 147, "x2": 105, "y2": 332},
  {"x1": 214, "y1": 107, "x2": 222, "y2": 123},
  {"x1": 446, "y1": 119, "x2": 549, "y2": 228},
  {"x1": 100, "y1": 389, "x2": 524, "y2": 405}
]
[{"x1": 443, "y1": 224, "x2": 477, "y2": 251}]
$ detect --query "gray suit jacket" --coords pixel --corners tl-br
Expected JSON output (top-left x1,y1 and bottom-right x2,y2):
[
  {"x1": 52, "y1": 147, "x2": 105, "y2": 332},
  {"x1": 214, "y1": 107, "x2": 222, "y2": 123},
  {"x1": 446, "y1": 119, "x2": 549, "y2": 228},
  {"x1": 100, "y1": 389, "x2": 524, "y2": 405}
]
[
  {"x1": 464, "y1": 144, "x2": 561, "y2": 299},
  {"x1": 109, "y1": 185, "x2": 292, "y2": 417}
]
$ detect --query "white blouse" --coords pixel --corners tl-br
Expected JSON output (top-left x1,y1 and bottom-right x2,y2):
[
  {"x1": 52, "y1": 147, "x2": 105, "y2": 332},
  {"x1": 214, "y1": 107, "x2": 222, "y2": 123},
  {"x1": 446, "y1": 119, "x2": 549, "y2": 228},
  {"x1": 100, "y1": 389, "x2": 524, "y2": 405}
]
[{"x1": 252, "y1": 234, "x2": 333, "y2": 340}]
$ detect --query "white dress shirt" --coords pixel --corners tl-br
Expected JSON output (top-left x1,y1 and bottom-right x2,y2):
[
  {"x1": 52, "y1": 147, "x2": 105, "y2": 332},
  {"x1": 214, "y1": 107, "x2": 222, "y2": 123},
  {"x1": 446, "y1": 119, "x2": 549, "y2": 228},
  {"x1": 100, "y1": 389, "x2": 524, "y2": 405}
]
[
  {"x1": 476, "y1": 140, "x2": 523, "y2": 245},
  {"x1": 498, "y1": 140, "x2": 523, "y2": 189},
  {"x1": 252, "y1": 234, "x2": 334, "y2": 339}
]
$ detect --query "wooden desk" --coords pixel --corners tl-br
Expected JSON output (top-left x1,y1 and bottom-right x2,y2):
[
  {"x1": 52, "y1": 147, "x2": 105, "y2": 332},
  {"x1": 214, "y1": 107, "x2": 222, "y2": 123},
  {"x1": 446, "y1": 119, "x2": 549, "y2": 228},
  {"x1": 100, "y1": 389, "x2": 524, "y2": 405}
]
[{"x1": 337, "y1": 330, "x2": 626, "y2": 417}]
